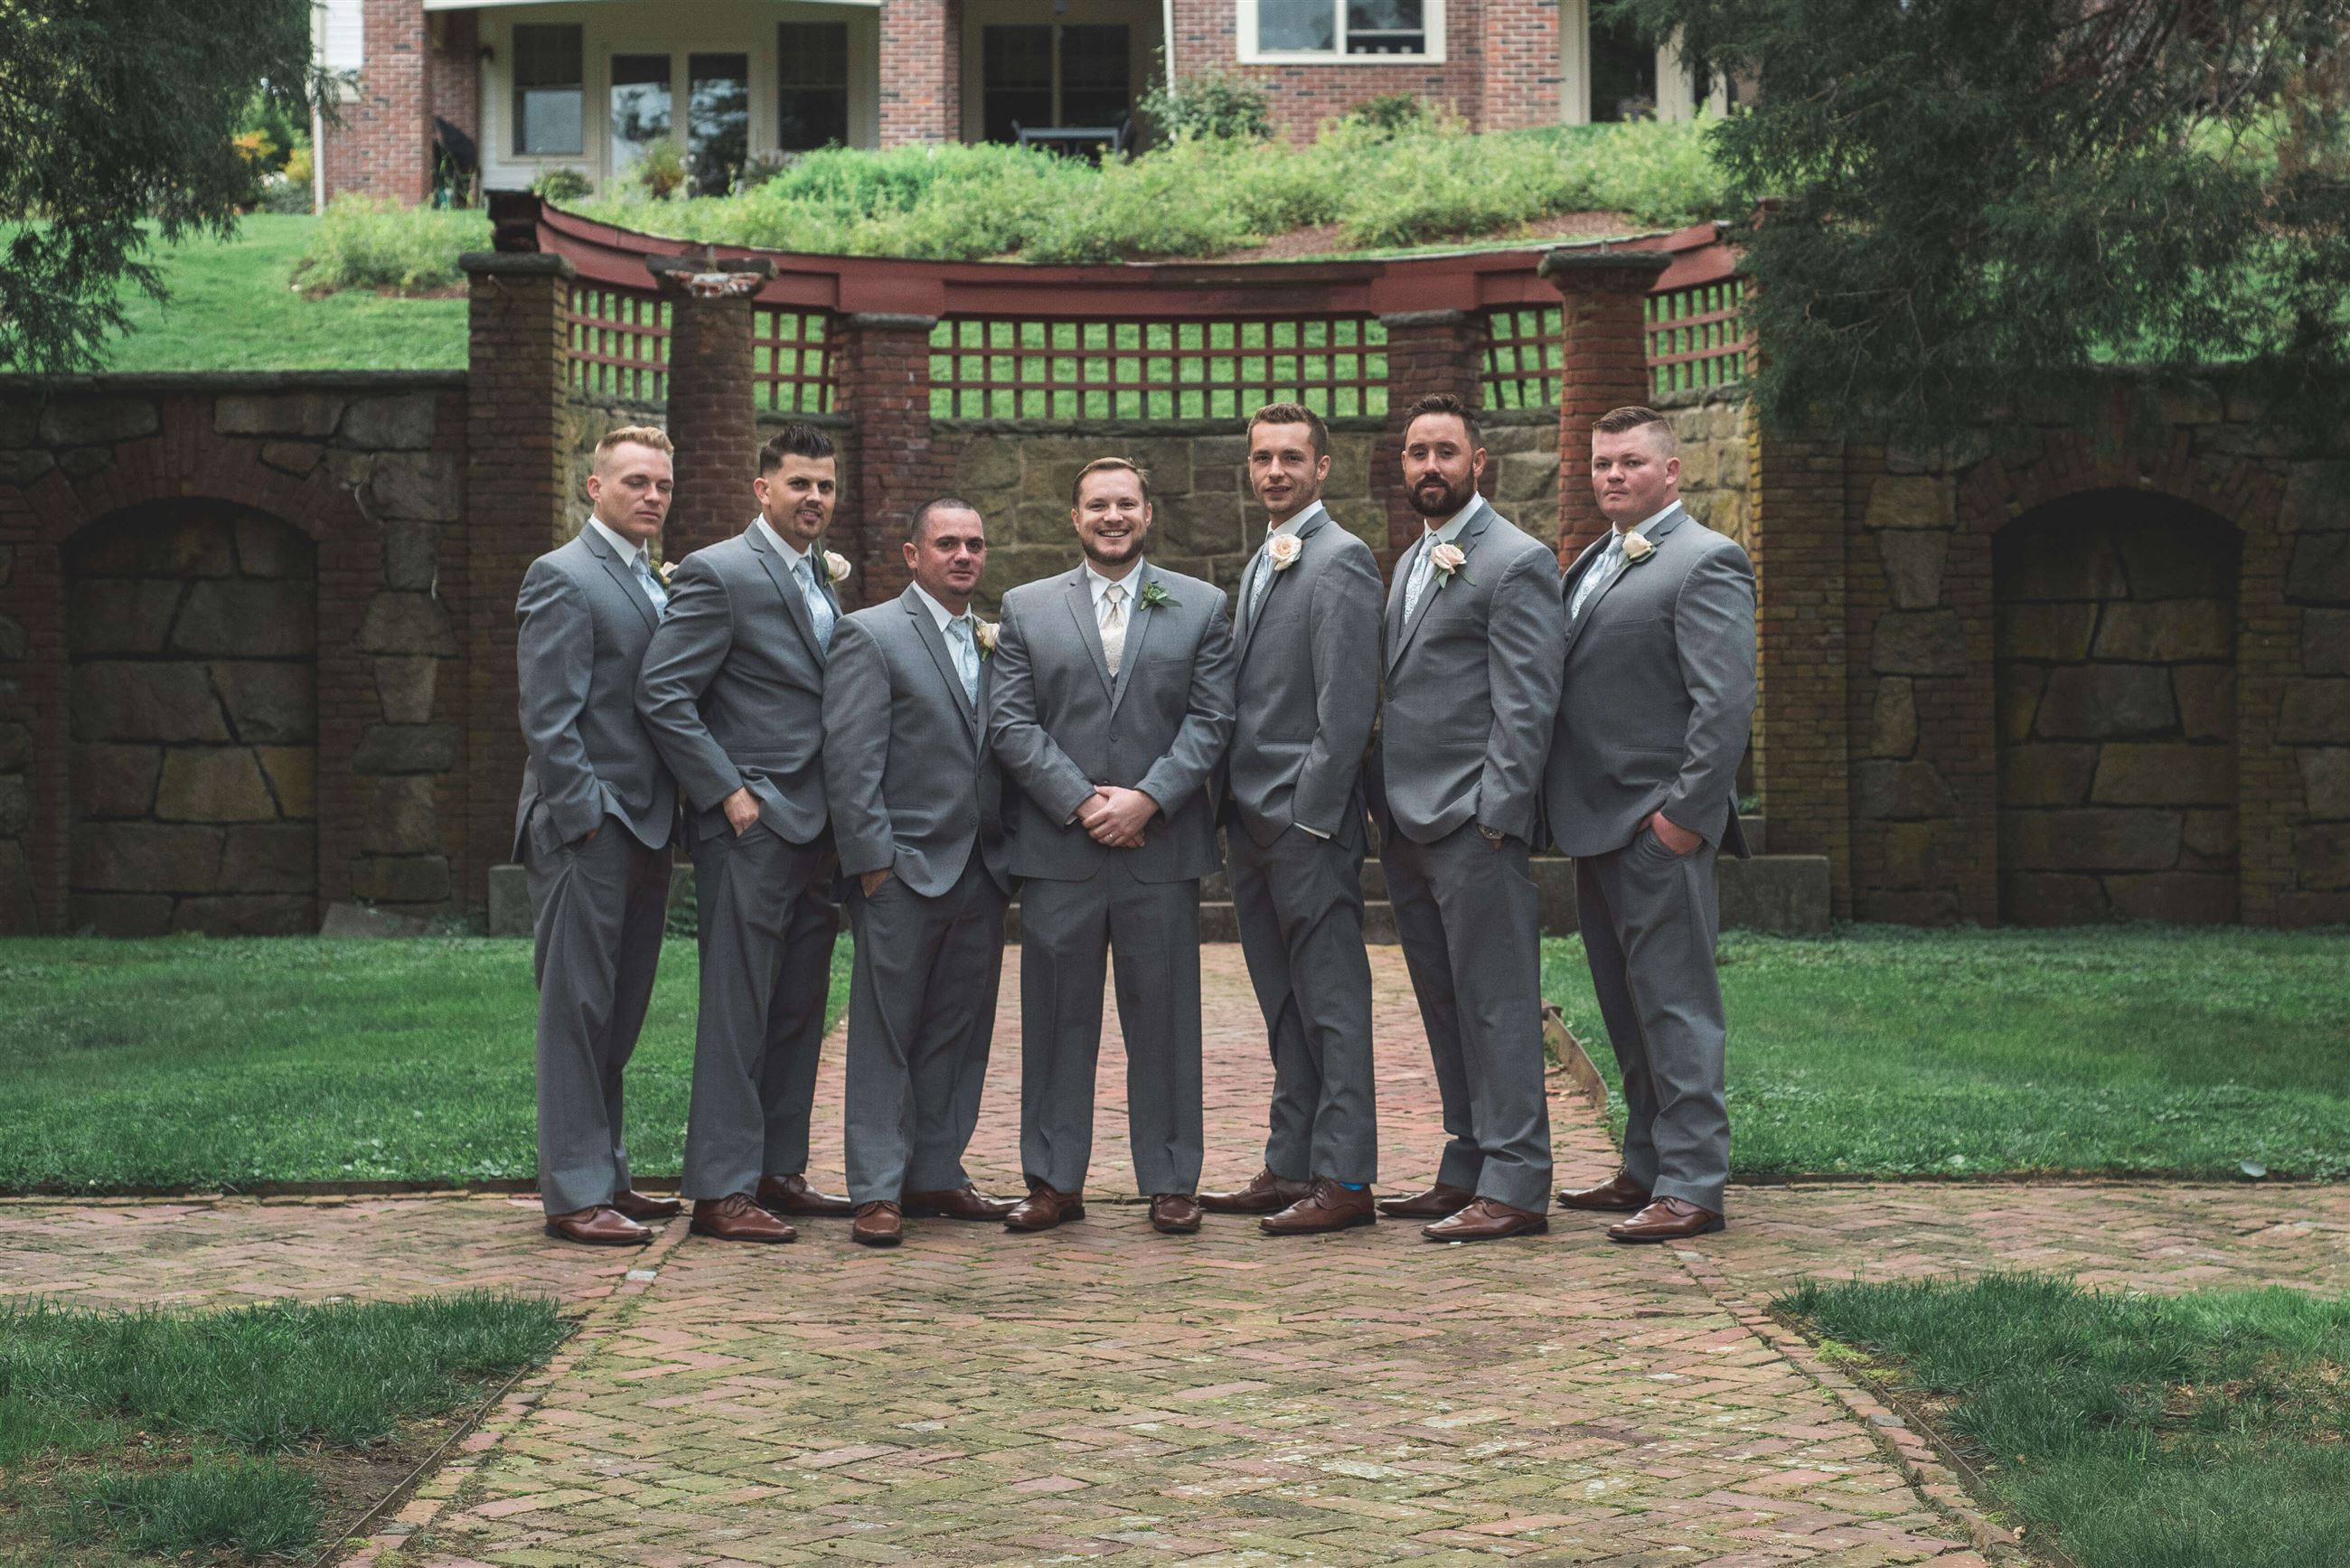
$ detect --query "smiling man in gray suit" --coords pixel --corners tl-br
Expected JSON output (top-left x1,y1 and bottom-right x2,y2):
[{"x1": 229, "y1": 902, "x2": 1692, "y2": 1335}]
[
  {"x1": 638, "y1": 423, "x2": 854, "y2": 1244},
  {"x1": 515, "y1": 426, "x2": 683, "y2": 1246},
  {"x1": 1200, "y1": 403, "x2": 1385, "y2": 1235},
  {"x1": 1372, "y1": 392, "x2": 1567, "y2": 1243},
  {"x1": 823, "y1": 498, "x2": 1020, "y2": 1248},
  {"x1": 1547, "y1": 406, "x2": 1754, "y2": 1244},
  {"x1": 986, "y1": 457, "x2": 1236, "y2": 1236}
]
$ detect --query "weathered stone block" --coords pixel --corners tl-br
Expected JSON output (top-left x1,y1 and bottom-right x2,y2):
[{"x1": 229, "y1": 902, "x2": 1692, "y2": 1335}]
[
  {"x1": 2000, "y1": 808, "x2": 2182, "y2": 871},
  {"x1": 1152, "y1": 496, "x2": 1247, "y2": 558},
  {"x1": 340, "y1": 393, "x2": 438, "y2": 450},
  {"x1": 70, "y1": 745, "x2": 160, "y2": 817},
  {"x1": 211, "y1": 662, "x2": 315, "y2": 745},
  {"x1": 1875, "y1": 822, "x2": 1942, "y2": 887},
  {"x1": 365, "y1": 775, "x2": 439, "y2": 853},
  {"x1": 234, "y1": 515, "x2": 311, "y2": 578},
  {"x1": 65, "y1": 580, "x2": 185, "y2": 656},
  {"x1": 2093, "y1": 600, "x2": 2232, "y2": 662},
  {"x1": 70, "y1": 822, "x2": 224, "y2": 892},
  {"x1": 2306, "y1": 609, "x2": 2350, "y2": 676},
  {"x1": 2104, "y1": 872, "x2": 2237, "y2": 924},
  {"x1": 69, "y1": 514, "x2": 237, "y2": 577},
  {"x1": 1999, "y1": 744, "x2": 2097, "y2": 807},
  {"x1": 0, "y1": 614, "x2": 24, "y2": 662},
  {"x1": 0, "y1": 450, "x2": 53, "y2": 486},
  {"x1": 172, "y1": 895, "x2": 315, "y2": 936},
  {"x1": 0, "y1": 722, "x2": 28, "y2": 772},
  {"x1": 1876, "y1": 530, "x2": 1949, "y2": 610},
  {"x1": 2117, "y1": 522, "x2": 2234, "y2": 600},
  {"x1": 169, "y1": 579, "x2": 315, "y2": 656},
  {"x1": 2292, "y1": 822, "x2": 2350, "y2": 889},
  {"x1": 216, "y1": 391, "x2": 343, "y2": 439},
  {"x1": 1863, "y1": 475, "x2": 1949, "y2": 531},
  {"x1": 351, "y1": 854, "x2": 451, "y2": 904},
  {"x1": 2299, "y1": 748, "x2": 2350, "y2": 819},
  {"x1": 2278, "y1": 890, "x2": 2350, "y2": 925},
  {"x1": 220, "y1": 823, "x2": 315, "y2": 892},
  {"x1": 319, "y1": 901, "x2": 430, "y2": 937},
  {"x1": 1863, "y1": 888, "x2": 1962, "y2": 925},
  {"x1": 374, "y1": 656, "x2": 439, "y2": 724},
  {"x1": 156, "y1": 747, "x2": 277, "y2": 822},
  {"x1": 69, "y1": 892, "x2": 175, "y2": 936},
  {"x1": 0, "y1": 841, "x2": 33, "y2": 934},
  {"x1": 2092, "y1": 744, "x2": 2234, "y2": 806},
  {"x1": 2034, "y1": 665, "x2": 2176, "y2": 739},
  {"x1": 353, "y1": 723, "x2": 458, "y2": 775},
  {"x1": 353, "y1": 592, "x2": 457, "y2": 657},
  {"x1": 1869, "y1": 678, "x2": 1916, "y2": 758},
  {"x1": 486, "y1": 862, "x2": 532, "y2": 935},
  {"x1": 2182, "y1": 808, "x2": 2239, "y2": 864},
  {"x1": 1856, "y1": 759, "x2": 1957, "y2": 820},
  {"x1": 0, "y1": 776, "x2": 26, "y2": 837},
  {"x1": 2277, "y1": 461, "x2": 2350, "y2": 533},
  {"x1": 40, "y1": 398, "x2": 158, "y2": 446},
  {"x1": 367, "y1": 452, "x2": 463, "y2": 522},
  {"x1": 2002, "y1": 528, "x2": 2126, "y2": 601},
  {"x1": 1123, "y1": 438, "x2": 1195, "y2": 496},
  {"x1": 255, "y1": 746, "x2": 315, "y2": 818},
  {"x1": 381, "y1": 521, "x2": 443, "y2": 591},
  {"x1": 2172, "y1": 665, "x2": 2235, "y2": 742},
  {"x1": 2000, "y1": 872, "x2": 2110, "y2": 926},
  {"x1": 1996, "y1": 605, "x2": 2096, "y2": 662},
  {"x1": 1491, "y1": 453, "x2": 1556, "y2": 505},
  {"x1": 2277, "y1": 680, "x2": 2350, "y2": 745},
  {"x1": 56, "y1": 446, "x2": 110, "y2": 482},
  {"x1": 259, "y1": 442, "x2": 324, "y2": 478},
  {"x1": 2288, "y1": 533, "x2": 2350, "y2": 605},
  {"x1": 1869, "y1": 610, "x2": 1967, "y2": 677},
  {"x1": 70, "y1": 662, "x2": 230, "y2": 743}
]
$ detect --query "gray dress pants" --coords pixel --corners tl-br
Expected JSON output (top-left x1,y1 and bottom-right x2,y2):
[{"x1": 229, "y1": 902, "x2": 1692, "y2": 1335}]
[
  {"x1": 679, "y1": 821, "x2": 840, "y2": 1202},
  {"x1": 1382, "y1": 823, "x2": 1553, "y2": 1213},
  {"x1": 527, "y1": 813, "x2": 669, "y2": 1216},
  {"x1": 1227, "y1": 825, "x2": 1378, "y2": 1185},
  {"x1": 842, "y1": 850, "x2": 1009, "y2": 1205}
]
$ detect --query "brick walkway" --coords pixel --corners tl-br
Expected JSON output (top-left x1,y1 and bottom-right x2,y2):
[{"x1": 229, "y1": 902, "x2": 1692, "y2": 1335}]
[{"x1": 5, "y1": 947, "x2": 2344, "y2": 1567}]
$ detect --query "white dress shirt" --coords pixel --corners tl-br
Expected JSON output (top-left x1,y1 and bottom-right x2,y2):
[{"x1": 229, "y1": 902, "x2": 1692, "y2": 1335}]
[
  {"x1": 1403, "y1": 497, "x2": 1480, "y2": 619},
  {"x1": 587, "y1": 514, "x2": 666, "y2": 616},
  {"x1": 1246, "y1": 502, "x2": 1322, "y2": 615},
  {"x1": 585, "y1": 514, "x2": 653, "y2": 570},
  {"x1": 752, "y1": 513, "x2": 813, "y2": 576},
  {"x1": 1084, "y1": 559, "x2": 1143, "y2": 627}
]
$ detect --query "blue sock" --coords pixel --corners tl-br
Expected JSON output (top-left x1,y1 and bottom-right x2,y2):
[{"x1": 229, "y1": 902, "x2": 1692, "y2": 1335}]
[{"x1": 1339, "y1": 1182, "x2": 1367, "y2": 1190}]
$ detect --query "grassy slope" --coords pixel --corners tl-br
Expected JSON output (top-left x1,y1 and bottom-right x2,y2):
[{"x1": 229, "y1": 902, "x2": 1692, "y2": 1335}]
[
  {"x1": 0, "y1": 935, "x2": 851, "y2": 1192},
  {"x1": 1541, "y1": 925, "x2": 2350, "y2": 1180}
]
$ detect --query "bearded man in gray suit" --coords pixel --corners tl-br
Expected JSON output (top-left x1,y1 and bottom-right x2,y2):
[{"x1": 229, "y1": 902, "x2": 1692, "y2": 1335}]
[
  {"x1": 1372, "y1": 392, "x2": 1567, "y2": 1243},
  {"x1": 986, "y1": 457, "x2": 1236, "y2": 1236},
  {"x1": 1199, "y1": 403, "x2": 1385, "y2": 1235},
  {"x1": 1548, "y1": 406, "x2": 1754, "y2": 1244},
  {"x1": 637, "y1": 423, "x2": 854, "y2": 1244},
  {"x1": 515, "y1": 426, "x2": 683, "y2": 1246},
  {"x1": 823, "y1": 499, "x2": 1020, "y2": 1248}
]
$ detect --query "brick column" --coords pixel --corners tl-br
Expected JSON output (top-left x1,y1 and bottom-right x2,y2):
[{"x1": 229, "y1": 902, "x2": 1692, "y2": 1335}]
[
  {"x1": 879, "y1": 0, "x2": 960, "y2": 146},
  {"x1": 325, "y1": 0, "x2": 431, "y2": 202},
  {"x1": 832, "y1": 312, "x2": 943, "y2": 608},
  {"x1": 649, "y1": 255, "x2": 773, "y2": 561},
  {"x1": 459, "y1": 249, "x2": 573, "y2": 897},
  {"x1": 1540, "y1": 247, "x2": 1669, "y2": 562},
  {"x1": 1374, "y1": 310, "x2": 1485, "y2": 579}
]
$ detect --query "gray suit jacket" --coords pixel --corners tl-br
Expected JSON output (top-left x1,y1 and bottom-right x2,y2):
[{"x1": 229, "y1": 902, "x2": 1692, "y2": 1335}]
[
  {"x1": 636, "y1": 523, "x2": 839, "y2": 850},
  {"x1": 1221, "y1": 506, "x2": 1384, "y2": 852},
  {"x1": 512, "y1": 526, "x2": 677, "y2": 859},
  {"x1": 1371, "y1": 499, "x2": 1566, "y2": 846},
  {"x1": 1545, "y1": 503, "x2": 1755, "y2": 858},
  {"x1": 822, "y1": 587, "x2": 1015, "y2": 899},
  {"x1": 987, "y1": 560, "x2": 1236, "y2": 885}
]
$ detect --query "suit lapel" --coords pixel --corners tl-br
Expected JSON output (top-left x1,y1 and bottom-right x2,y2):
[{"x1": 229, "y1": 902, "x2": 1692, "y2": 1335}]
[
  {"x1": 1562, "y1": 504, "x2": 1687, "y2": 663},
  {"x1": 748, "y1": 522, "x2": 822, "y2": 663},
  {"x1": 585, "y1": 527, "x2": 657, "y2": 634},
  {"x1": 905, "y1": 588, "x2": 981, "y2": 743},
  {"x1": 1063, "y1": 570, "x2": 1117, "y2": 706},
  {"x1": 1108, "y1": 562, "x2": 1159, "y2": 716},
  {"x1": 1238, "y1": 506, "x2": 1324, "y2": 668},
  {"x1": 1384, "y1": 535, "x2": 1417, "y2": 668},
  {"x1": 1389, "y1": 501, "x2": 1493, "y2": 673}
]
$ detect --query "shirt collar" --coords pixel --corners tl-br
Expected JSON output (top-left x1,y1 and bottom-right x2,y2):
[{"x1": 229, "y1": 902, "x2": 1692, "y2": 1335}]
[
  {"x1": 1085, "y1": 559, "x2": 1144, "y2": 606},
  {"x1": 1266, "y1": 501, "x2": 1326, "y2": 542},
  {"x1": 1617, "y1": 501, "x2": 1679, "y2": 540},
  {"x1": 909, "y1": 581, "x2": 969, "y2": 633},
  {"x1": 585, "y1": 515, "x2": 647, "y2": 568},
  {"x1": 752, "y1": 513, "x2": 812, "y2": 570},
  {"x1": 1421, "y1": 496, "x2": 1480, "y2": 546}
]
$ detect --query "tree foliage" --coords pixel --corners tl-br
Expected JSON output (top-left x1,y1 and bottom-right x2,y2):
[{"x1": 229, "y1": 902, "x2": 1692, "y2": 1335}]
[
  {"x1": 1, "y1": 0, "x2": 321, "y2": 374},
  {"x1": 1625, "y1": 0, "x2": 2350, "y2": 439}
]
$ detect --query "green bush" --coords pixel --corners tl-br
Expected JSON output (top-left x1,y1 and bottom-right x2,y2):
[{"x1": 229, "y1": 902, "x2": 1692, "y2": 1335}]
[
  {"x1": 1139, "y1": 70, "x2": 1273, "y2": 143},
  {"x1": 632, "y1": 141, "x2": 690, "y2": 201},
  {"x1": 531, "y1": 167, "x2": 593, "y2": 203},
  {"x1": 1332, "y1": 92, "x2": 1435, "y2": 139},
  {"x1": 296, "y1": 195, "x2": 490, "y2": 293}
]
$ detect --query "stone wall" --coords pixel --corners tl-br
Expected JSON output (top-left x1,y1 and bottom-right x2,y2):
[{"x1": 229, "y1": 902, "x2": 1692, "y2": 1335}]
[{"x1": 1661, "y1": 391, "x2": 1752, "y2": 549}]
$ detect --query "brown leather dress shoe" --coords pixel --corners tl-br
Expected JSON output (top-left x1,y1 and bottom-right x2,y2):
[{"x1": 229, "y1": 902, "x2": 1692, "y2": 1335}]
[
  {"x1": 904, "y1": 1185, "x2": 1018, "y2": 1220},
  {"x1": 544, "y1": 1206, "x2": 653, "y2": 1246},
  {"x1": 1422, "y1": 1197, "x2": 1549, "y2": 1242},
  {"x1": 1376, "y1": 1182, "x2": 1476, "y2": 1220},
  {"x1": 1150, "y1": 1193, "x2": 1204, "y2": 1235},
  {"x1": 608, "y1": 1189, "x2": 683, "y2": 1222},
  {"x1": 756, "y1": 1172, "x2": 854, "y2": 1216},
  {"x1": 1556, "y1": 1169, "x2": 1652, "y2": 1214},
  {"x1": 1198, "y1": 1167, "x2": 1311, "y2": 1215},
  {"x1": 1261, "y1": 1178, "x2": 1376, "y2": 1235},
  {"x1": 1003, "y1": 1181, "x2": 1086, "y2": 1232},
  {"x1": 691, "y1": 1193, "x2": 797, "y2": 1244},
  {"x1": 1607, "y1": 1197, "x2": 1725, "y2": 1244},
  {"x1": 851, "y1": 1201, "x2": 903, "y2": 1247}
]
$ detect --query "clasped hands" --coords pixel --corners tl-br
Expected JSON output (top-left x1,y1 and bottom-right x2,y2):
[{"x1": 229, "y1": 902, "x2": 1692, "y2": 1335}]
[{"x1": 1077, "y1": 784, "x2": 1158, "y2": 850}]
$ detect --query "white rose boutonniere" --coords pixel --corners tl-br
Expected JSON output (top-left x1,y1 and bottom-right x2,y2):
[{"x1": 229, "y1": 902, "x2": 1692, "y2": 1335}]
[
  {"x1": 1430, "y1": 540, "x2": 1470, "y2": 588},
  {"x1": 974, "y1": 619, "x2": 999, "y2": 659},
  {"x1": 822, "y1": 549, "x2": 853, "y2": 586},
  {"x1": 1265, "y1": 532, "x2": 1303, "y2": 572},
  {"x1": 657, "y1": 559, "x2": 677, "y2": 585},
  {"x1": 1621, "y1": 532, "x2": 1657, "y2": 565}
]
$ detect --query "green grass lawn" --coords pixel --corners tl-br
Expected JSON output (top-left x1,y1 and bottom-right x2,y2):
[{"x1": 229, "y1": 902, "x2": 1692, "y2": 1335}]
[
  {"x1": 1780, "y1": 1275, "x2": 2350, "y2": 1568},
  {"x1": 0, "y1": 1293, "x2": 564, "y2": 1565},
  {"x1": 96, "y1": 215, "x2": 472, "y2": 373},
  {"x1": 0, "y1": 935, "x2": 851, "y2": 1193},
  {"x1": 1541, "y1": 925, "x2": 2350, "y2": 1180}
]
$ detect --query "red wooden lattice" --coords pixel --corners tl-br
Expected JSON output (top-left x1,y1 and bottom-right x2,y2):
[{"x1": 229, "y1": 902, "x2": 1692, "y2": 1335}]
[
  {"x1": 1480, "y1": 305, "x2": 1562, "y2": 409},
  {"x1": 927, "y1": 316, "x2": 1388, "y2": 421},
  {"x1": 1647, "y1": 275, "x2": 1747, "y2": 396},
  {"x1": 567, "y1": 285, "x2": 670, "y2": 402},
  {"x1": 754, "y1": 305, "x2": 834, "y2": 414}
]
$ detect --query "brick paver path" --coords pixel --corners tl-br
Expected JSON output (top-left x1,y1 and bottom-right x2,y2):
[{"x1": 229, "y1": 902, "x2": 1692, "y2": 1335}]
[{"x1": 6, "y1": 947, "x2": 2344, "y2": 1566}]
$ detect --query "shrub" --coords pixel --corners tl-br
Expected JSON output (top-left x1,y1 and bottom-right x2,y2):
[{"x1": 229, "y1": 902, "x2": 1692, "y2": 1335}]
[
  {"x1": 531, "y1": 167, "x2": 593, "y2": 203},
  {"x1": 296, "y1": 195, "x2": 490, "y2": 293},
  {"x1": 1139, "y1": 70, "x2": 1273, "y2": 143},
  {"x1": 1334, "y1": 92, "x2": 1434, "y2": 139},
  {"x1": 631, "y1": 142, "x2": 689, "y2": 201}
]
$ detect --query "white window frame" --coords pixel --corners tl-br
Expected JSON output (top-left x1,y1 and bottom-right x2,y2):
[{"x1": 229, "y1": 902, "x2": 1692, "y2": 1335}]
[{"x1": 1235, "y1": 0, "x2": 1446, "y2": 66}]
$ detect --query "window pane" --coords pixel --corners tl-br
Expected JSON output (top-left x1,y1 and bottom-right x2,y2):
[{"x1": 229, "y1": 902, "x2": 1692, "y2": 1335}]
[
  {"x1": 689, "y1": 52, "x2": 749, "y2": 194},
  {"x1": 513, "y1": 24, "x2": 583, "y2": 155},
  {"x1": 1060, "y1": 25, "x2": 1129, "y2": 128},
  {"x1": 609, "y1": 53, "x2": 671, "y2": 177},
  {"x1": 1590, "y1": 14, "x2": 1657, "y2": 121},
  {"x1": 1346, "y1": 0, "x2": 1424, "y2": 53},
  {"x1": 982, "y1": 25, "x2": 1051, "y2": 143},
  {"x1": 1258, "y1": 0, "x2": 1336, "y2": 52},
  {"x1": 778, "y1": 23, "x2": 850, "y2": 151}
]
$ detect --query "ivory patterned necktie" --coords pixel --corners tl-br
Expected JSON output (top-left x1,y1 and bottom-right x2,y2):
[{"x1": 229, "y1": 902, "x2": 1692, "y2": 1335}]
[
  {"x1": 1404, "y1": 534, "x2": 1438, "y2": 621},
  {"x1": 946, "y1": 615, "x2": 980, "y2": 705},
  {"x1": 1100, "y1": 582, "x2": 1128, "y2": 677},
  {"x1": 633, "y1": 554, "x2": 668, "y2": 620},
  {"x1": 796, "y1": 557, "x2": 836, "y2": 649}
]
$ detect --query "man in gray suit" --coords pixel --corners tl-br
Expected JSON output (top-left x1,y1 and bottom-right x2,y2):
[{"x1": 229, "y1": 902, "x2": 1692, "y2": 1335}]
[
  {"x1": 986, "y1": 457, "x2": 1236, "y2": 1236},
  {"x1": 823, "y1": 499, "x2": 1020, "y2": 1247},
  {"x1": 1199, "y1": 403, "x2": 1385, "y2": 1235},
  {"x1": 1372, "y1": 392, "x2": 1566, "y2": 1243},
  {"x1": 515, "y1": 426, "x2": 683, "y2": 1246},
  {"x1": 637, "y1": 423, "x2": 853, "y2": 1244},
  {"x1": 1547, "y1": 406, "x2": 1754, "y2": 1244}
]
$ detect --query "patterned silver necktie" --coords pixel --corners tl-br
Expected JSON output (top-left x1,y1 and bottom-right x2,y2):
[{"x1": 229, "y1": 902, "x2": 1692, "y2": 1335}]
[
  {"x1": 797, "y1": 557, "x2": 835, "y2": 649},
  {"x1": 946, "y1": 615, "x2": 979, "y2": 704},
  {"x1": 633, "y1": 554, "x2": 668, "y2": 620}
]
